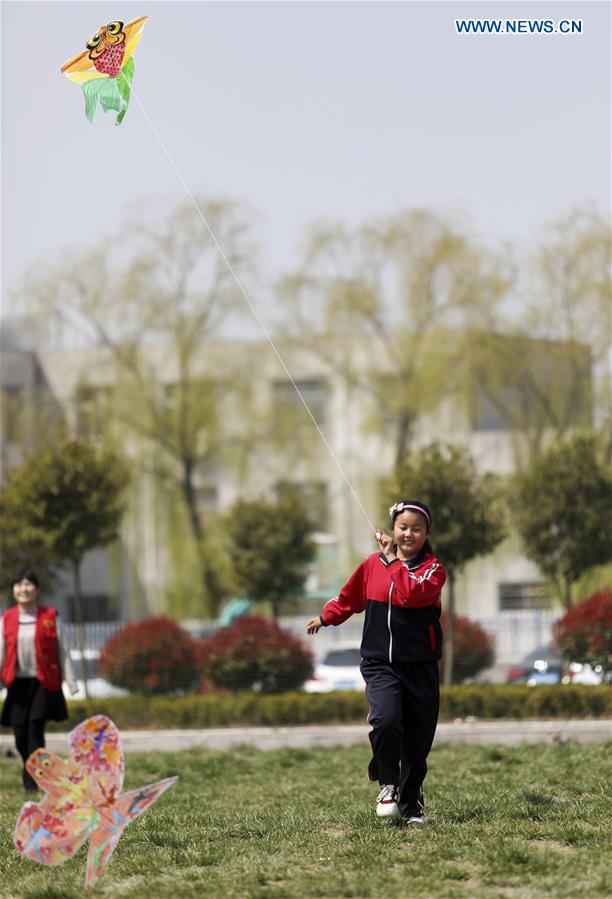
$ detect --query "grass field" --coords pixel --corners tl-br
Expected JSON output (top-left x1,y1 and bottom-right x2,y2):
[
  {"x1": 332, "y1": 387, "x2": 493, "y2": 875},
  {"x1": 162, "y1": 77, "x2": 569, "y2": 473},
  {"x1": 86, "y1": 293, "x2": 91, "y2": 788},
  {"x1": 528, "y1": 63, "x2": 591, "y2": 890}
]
[{"x1": 0, "y1": 741, "x2": 610, "y2": 898}]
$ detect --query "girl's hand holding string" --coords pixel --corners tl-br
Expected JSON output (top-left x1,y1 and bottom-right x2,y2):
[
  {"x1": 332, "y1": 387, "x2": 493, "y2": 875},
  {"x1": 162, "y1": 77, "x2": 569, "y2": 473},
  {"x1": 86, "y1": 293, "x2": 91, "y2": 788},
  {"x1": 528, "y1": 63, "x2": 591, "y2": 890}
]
[{"x1": 375, "y1": 529, "x2": 397, "y2": 563}]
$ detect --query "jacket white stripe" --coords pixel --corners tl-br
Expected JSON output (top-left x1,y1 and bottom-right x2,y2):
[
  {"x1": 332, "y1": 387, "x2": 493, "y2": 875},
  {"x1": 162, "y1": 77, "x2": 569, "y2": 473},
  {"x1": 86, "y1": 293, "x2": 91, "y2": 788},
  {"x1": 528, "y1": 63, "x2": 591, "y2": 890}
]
[
  {"x1": 407, "y1": 563, "x2": 440, "y2": 586},
  {"x1": 387, "y1": 583, "x2": 393, "y2": 663}
]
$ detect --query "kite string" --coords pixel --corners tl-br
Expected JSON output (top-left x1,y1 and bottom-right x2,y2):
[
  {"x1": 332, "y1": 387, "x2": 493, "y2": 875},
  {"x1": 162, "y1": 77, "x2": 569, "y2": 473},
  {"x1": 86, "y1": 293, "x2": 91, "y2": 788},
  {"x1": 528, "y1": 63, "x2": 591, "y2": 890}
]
[{"x1": 130, "y1": 88, "x2": 377, "y2": 534}]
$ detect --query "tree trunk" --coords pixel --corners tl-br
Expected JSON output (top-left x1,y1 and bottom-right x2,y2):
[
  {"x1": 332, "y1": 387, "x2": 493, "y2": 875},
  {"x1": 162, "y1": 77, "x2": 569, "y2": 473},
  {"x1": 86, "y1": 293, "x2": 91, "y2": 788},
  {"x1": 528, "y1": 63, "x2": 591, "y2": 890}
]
[
  {"x1": 394, "y1": 409, "x2": 412, "y2": 475},
  {"x1": 180, "y1": 465, "x2": 225, "y2": 617},
  {"x1": 71, "y1": 557, "x2": 89, "y2": 700},
  {"x1": 563, "y1": 576, "x2": 573, "y2": 610},
  {"x1": 443, "y1": 569, "x2": 456, "y2": 687}
]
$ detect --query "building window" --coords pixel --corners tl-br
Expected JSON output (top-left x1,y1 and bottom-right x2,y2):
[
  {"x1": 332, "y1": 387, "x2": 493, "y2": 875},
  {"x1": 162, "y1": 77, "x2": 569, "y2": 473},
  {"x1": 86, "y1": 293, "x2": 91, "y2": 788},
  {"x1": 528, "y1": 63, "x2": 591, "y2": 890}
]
[
  {"x1": 469, "y1": 337, "x2": 592, "y2": 432},
  {"x1": 195, "y1": 486, "x2": 218, "y2": 514},
  {"x1": 498, "y1": 582, "x2": 550, "y2": 611},
  {"x1": 471, "y1": 387, "x2": 519, "y2": 432},
  {"x1": 276, "y1": 480, "x2": 329, "y2": 530},
  {"x1": 65, "y1": 593, "x2": 116, "y2": 622},
  {"x1": 273, "y1": 379, "x2": 327, "y2": 432},
  {"x1": 75, "y1": 386, "x2": 111, "y2": 437}
]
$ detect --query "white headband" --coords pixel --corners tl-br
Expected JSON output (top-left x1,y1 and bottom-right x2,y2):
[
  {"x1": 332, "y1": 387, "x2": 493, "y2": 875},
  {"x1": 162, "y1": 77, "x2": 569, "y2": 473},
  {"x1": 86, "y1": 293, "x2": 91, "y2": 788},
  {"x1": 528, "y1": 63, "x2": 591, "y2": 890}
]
[{"x1": 388, "y1": 501, "x2": 431, "y2": 525}]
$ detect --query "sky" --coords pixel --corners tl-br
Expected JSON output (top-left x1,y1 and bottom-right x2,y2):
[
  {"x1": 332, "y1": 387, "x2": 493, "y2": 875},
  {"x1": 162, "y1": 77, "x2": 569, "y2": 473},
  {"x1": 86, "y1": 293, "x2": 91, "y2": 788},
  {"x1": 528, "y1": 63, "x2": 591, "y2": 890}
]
[{"x1": 1, "y1": 0, "x2": 610, "y2": 327}]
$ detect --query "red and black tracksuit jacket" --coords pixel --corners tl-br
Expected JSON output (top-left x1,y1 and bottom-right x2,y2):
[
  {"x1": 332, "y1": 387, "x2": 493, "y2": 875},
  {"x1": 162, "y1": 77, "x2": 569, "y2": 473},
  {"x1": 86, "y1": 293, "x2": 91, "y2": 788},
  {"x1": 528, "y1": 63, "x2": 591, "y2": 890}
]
[{"x1": 320, "y1": 550, "x2": 446, "y2": 664}]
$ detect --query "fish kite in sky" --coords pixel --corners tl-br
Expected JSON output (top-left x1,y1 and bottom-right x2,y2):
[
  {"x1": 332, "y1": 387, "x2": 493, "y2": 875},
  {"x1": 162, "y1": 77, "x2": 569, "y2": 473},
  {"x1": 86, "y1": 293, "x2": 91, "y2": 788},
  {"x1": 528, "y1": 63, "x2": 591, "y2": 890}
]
[
  {"x1": 14, "y1": 715, "x2": 177, "y2": 890},
  {"x1": 61, "y1": 17, "x2": 149, "y2": 124}
]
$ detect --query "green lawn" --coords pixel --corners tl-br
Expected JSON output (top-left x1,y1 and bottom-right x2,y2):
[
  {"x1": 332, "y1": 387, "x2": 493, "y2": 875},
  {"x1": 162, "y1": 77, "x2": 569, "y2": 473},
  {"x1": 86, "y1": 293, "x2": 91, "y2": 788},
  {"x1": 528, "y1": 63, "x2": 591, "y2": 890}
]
[{"x1": 0, "y1": 741, "x2": 610, "y2": 898}]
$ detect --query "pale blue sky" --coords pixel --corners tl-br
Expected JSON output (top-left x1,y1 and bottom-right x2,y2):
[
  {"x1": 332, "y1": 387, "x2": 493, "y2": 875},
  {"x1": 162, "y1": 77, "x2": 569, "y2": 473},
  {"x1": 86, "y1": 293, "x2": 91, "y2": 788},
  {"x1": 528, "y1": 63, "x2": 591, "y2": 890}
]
[{"x1": 1, "y1": 0, "x2": 610, "y2": 320}]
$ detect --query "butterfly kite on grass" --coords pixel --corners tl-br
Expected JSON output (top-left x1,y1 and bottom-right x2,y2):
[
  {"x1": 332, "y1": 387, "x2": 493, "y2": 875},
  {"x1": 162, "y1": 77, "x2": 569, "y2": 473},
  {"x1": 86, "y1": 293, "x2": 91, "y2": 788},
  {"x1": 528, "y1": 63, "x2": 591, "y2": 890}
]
[
  {"x1": 14, "y1": 715, "x2": 177, "y2": 890},
  {"x1": 61, "y1": 17, "x2": 149, "y2": 124}
]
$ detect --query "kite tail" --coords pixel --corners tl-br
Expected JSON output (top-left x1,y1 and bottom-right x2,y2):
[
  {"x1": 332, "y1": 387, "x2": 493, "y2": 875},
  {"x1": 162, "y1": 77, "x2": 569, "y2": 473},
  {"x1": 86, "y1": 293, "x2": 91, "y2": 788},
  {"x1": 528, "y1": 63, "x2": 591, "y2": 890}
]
[
  {"x1": 85, "y1": 777, "x2": 178, "y2": 890},
  {"x1": 80, "y1": 57, "x2": 136, "y2": 125}
]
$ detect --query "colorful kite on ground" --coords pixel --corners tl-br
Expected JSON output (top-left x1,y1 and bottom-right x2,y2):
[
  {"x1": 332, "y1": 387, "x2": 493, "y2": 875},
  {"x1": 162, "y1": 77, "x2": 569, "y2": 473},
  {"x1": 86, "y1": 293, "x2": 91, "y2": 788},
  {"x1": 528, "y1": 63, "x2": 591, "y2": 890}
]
[
  {"x1": 61, "y1": 17, "x2": 149, "y2": 124},
  {"x1": 14, "y1": 715, "x2": 177, "y2": 890}
]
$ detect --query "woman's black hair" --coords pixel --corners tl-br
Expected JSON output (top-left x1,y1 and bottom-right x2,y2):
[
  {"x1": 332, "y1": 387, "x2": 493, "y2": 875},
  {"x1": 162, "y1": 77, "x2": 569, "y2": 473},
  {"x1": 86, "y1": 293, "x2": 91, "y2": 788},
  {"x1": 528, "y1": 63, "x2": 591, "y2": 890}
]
[
  {"x1": 11, "y1": 569, "x2": 39, "y2": 589},
  {"x1": 390, "y1": 499, "x2": 434, "y2": 555}
]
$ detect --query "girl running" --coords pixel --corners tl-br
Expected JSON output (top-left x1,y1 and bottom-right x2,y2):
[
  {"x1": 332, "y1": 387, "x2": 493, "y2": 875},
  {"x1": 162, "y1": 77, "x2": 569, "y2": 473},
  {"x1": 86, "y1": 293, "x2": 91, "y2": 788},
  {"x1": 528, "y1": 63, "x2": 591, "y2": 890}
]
[{"x1": 306, "y1": 500, "x2": 445, "y2": 822}]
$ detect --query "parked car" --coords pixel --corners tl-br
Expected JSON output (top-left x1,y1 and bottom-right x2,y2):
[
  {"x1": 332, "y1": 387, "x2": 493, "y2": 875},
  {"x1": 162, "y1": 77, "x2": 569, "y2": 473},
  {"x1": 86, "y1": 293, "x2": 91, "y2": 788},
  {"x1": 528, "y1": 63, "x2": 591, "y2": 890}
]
[
  {"x1": 303, "y1": 646, "x2": 364, "y2": 693},
  {"x1": 63, "y1": 649, "x2": 129, "y2": 700},
  {"x1": 506, "y1": 644, "x2": 605, "y2": 686},
  {"x1": 563, "y1": 661, "x2": 606, "y2": 685},
  {"x1": 507, "y1": 644, "x2": 564, "y2": 685}
]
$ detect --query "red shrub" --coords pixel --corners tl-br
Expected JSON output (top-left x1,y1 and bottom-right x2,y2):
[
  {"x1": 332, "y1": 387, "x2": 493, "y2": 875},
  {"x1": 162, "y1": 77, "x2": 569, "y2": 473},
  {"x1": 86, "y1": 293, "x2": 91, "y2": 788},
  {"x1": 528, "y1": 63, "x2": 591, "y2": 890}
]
[
  {"x1": 553, "y1": 589, "x2": 612, "y2": 670},
  {"x1": 440, "y1": 612, "x2": 495, "y2": 683},
  {"x1": 100, "y1": 616, "x2": 199, "y2": 695},
  {"x1": 199, "y1": 616, "x2": 314, "y2": 692}
]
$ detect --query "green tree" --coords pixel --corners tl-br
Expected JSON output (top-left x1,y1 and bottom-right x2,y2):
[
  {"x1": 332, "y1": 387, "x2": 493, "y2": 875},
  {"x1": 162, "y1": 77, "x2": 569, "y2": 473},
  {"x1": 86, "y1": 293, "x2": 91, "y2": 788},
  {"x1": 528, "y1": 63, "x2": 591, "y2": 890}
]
[
  {"x1": 514, "y1": 434, "x2": 612, "y2": 609},
  {"x1": 465, "y1": 206, "x2": 611, "y2": 465},
  {"x1": 526, "y1": 208, "x2": 611, "y2": 448},
  {"x1": 0, "y1": 382, "x2": 67, "y2": 463},
  {"x1": 0, "y1": 498, "x2": 56, "y2": 593},
  {"x1": 225, "y1": 495, "x2": 316, "y2": 619},
  {"x1": 0, "y1": 438, "x2": 129, "y2": 696},
  {"x1": 278, "y1": 209, "x2": 511, "y2": 474},
  {"x1": 464, "y1": 331, "x2": 593, "y2": 465},
  {"x1": 387, "y1": 443, "x2": 507, "y2": 685},
  {"x1": 19, "y1": 197, "x2": 258, "y2": 617}
]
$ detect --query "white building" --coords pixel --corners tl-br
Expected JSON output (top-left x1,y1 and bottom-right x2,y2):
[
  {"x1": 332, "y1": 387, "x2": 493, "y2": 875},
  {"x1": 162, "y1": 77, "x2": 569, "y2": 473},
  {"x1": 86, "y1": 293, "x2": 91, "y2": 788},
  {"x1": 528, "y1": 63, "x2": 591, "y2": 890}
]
[{"x1": 1, "y1": 320, "x2": 590, "y2": 661}]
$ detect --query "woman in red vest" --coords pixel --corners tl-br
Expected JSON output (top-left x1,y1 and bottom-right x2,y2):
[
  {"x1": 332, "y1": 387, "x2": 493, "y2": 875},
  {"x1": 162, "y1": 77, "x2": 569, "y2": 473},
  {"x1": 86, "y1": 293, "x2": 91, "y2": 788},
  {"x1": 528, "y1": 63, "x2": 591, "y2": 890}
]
[{"x1": 1, "y1": 570, "x2": 77, "y2": 791}]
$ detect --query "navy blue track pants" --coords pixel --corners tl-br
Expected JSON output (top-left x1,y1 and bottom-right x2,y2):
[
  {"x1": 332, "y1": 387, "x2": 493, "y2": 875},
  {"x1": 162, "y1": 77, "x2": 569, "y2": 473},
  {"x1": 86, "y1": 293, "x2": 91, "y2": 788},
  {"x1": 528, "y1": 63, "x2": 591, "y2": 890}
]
[{"x1": 360, "y1": 658, "x2": 439, "y2": 816}]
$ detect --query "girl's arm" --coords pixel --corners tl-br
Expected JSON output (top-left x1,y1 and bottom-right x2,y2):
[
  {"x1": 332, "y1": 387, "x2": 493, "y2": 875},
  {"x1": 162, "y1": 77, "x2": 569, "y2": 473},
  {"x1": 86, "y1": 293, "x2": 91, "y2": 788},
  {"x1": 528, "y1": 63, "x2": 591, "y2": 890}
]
[
  {"x1": 318, "y1": 562, "x2": 368, "y2": 627},
  {"x1": 56, "y1": 617, "x2": 78, "y2": 694},
  {"x1": 386, "y1": 558, "x2": 446, "y2": 606},
  {"x1": 375, "y1": 530, "x2": 445, "y2": 605}
]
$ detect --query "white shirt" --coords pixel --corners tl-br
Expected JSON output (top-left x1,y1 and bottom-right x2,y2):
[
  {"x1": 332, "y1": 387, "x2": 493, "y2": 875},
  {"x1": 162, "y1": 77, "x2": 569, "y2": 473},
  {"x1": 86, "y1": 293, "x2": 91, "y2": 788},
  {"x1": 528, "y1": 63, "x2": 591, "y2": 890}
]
[{"x1": 0, "y1": 608, "x2": 77, "y2": 693}]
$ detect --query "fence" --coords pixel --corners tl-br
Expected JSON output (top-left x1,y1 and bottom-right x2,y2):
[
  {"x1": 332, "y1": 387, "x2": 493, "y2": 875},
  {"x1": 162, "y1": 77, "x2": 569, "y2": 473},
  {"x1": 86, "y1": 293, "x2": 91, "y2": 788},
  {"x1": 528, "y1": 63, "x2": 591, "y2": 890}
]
[
  {"x1": 62, "y1": 610, "x2": 562, "y2": 693},
  {"x1": 64, "y1": 621, "x2": 124, "y2": 651},
  {"x1": 65, "y1": 611, "x2": 560, "y2": 663}
]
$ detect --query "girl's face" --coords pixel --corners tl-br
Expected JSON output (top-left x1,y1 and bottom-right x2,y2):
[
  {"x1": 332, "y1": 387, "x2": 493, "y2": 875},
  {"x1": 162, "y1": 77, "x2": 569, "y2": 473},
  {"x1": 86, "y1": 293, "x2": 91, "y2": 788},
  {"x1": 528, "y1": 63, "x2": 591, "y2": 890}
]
[
  {"x1": 393, "y1": 510, "x2": 429, "y2": 559},
  {"x1": 13, "y1": 578, "x2": 39, "y2": 607}
]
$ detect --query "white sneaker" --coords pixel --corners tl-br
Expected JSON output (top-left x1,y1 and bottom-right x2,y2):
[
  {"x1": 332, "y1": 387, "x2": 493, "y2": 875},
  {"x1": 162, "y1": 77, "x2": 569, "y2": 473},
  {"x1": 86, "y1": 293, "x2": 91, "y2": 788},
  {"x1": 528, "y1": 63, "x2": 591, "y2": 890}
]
[
  {"x1": 406, "y1": 813, "x2": 428, "y2": 824},
  {"x1": 405, "y1": 786, "x2": 427, "y2": 824},
  {"x1": 376, "y1": 784, "x2": 400, "y2": 818}
]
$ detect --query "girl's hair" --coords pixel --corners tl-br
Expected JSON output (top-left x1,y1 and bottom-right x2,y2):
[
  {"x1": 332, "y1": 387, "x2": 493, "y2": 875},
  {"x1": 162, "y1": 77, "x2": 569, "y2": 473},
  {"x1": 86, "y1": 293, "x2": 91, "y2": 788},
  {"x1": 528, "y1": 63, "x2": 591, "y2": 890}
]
[
  {"x1": 11, "y1": 569, "x2": 39, "y2": 589},
  {"x1": 389, "y1": 499, "x2": 433, "y2": 555}
]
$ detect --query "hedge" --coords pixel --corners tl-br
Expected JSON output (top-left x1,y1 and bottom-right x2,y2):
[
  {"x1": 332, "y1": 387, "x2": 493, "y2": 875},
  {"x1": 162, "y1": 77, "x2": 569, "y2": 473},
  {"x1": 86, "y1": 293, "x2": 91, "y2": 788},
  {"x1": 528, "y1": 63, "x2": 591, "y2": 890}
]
[
  {"x1": 49, "y1": 685, "x2": 612, "y2": 731},
  {"x1": 199, "y1": 616, "x2": 314, "y2": 692},
  {"x1": 439, "y1": 612, "x2": 494, "y2": 683}
]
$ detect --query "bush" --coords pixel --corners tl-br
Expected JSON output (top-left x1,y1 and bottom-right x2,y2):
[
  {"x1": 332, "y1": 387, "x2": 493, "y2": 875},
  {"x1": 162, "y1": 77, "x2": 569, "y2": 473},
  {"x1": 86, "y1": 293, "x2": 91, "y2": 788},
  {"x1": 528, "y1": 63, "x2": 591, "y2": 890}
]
[
  {"x1": 439, "y1": 685, "x2": 611, "y2": 720},
  {"x1": 56, "y1": 684, "x2": 611, "y2": 731},
  {"x1": 100, "y1": 616, "x2": 200, "y2": 695},
  {"x1": 553, "y1": 589, "x2": 612, "y2": 670},
  {"x1": 199, "y1": 616, "x2": 314, "y2": 692},
  {"x1": 440, "y1": 612, "x2": 495, "y2": 683}
]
